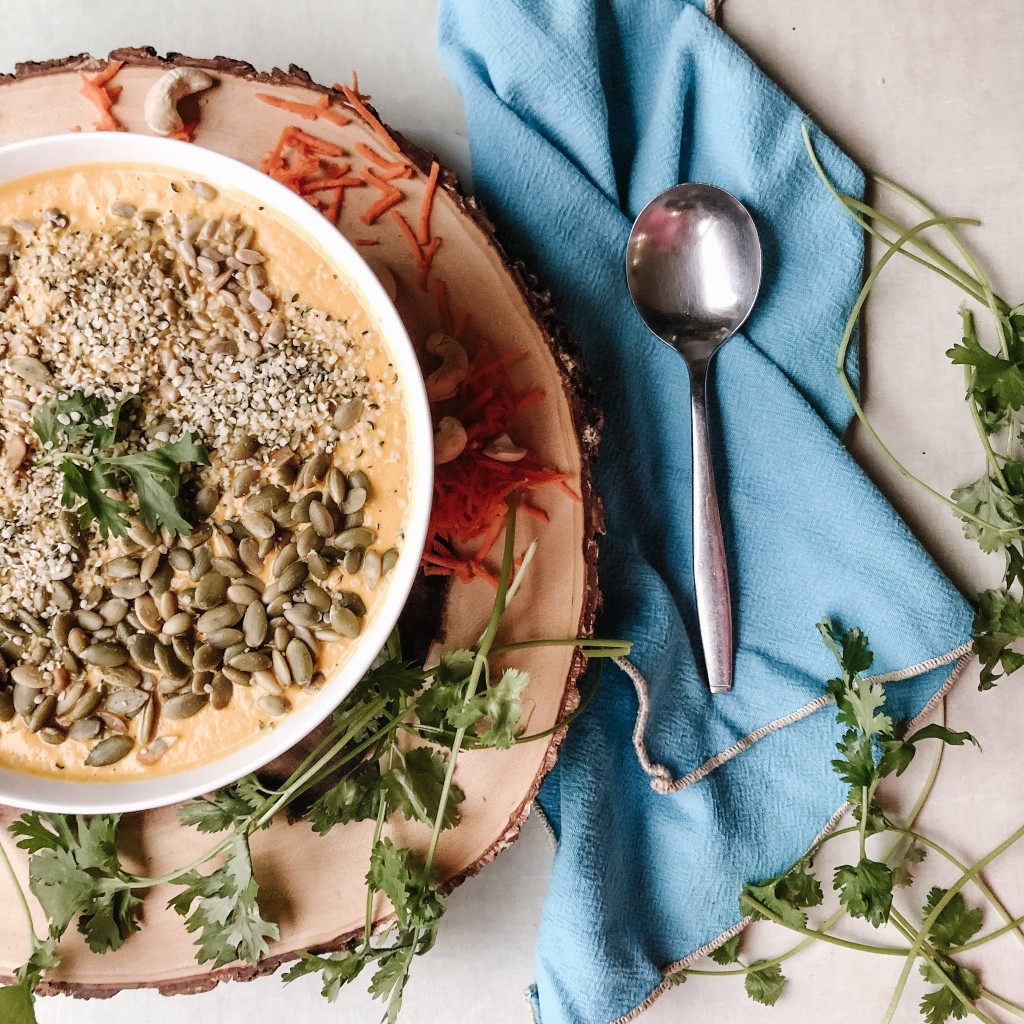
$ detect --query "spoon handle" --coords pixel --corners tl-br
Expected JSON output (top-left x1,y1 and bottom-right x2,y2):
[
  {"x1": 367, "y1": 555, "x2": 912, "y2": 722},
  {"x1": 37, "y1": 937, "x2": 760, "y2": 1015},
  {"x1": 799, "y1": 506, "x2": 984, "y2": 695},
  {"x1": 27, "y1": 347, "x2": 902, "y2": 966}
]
[{"x1": 689, "y1": 368, "x2": 733, "y2": 694}]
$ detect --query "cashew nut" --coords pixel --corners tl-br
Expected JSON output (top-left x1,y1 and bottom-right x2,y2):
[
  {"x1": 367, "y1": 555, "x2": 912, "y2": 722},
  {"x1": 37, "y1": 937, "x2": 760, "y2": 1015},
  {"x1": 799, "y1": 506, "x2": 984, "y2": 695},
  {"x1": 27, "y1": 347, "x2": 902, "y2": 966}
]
[
  {"x1": 144, "y1": 67, "x2": 215, "y2": 137},
  {"x1": 433, "y1": 416, "x2": 467, "y2": 465},
  {"x1": 424, "y1": 332, "x2": 468, "y2": 402},
  {"x1": 483, "y1": 433, "x2": 527, "y2": 463}
]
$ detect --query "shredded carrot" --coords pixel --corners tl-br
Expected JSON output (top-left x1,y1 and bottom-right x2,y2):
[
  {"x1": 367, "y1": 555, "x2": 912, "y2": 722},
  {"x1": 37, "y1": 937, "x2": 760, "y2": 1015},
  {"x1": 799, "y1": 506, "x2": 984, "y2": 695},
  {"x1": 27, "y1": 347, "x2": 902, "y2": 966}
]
[
  {"x1": 522, "y1": 505, "x2": 551, "y2": 523},
  {"x1": 340, "y1": 82, "x2": 401, "y2": 153},
  {"x1": 417, "y1": 161, "x2": 440, "y2": 246},
  {"x1": 90, "y1": 59, "x2": 124, "y2": 88},
  {"x1": 170, "y1": 120, "x2": 198, "y2": 143},
  {"x1": 283, "y1": 126, "x2": 345, "y2": 157},
  {"x1": 360, "y1": 190, "x2": 403, "y2": 226},
  {"x1": 418, "y1": 236, "x2": 441, "y2": 290},
  {"x1": 389, "y1": 210, "x2": 424, "y2": 267},
  {"x1": 78, "y1": 60, "x2": 125, "y2": 132},
  {"x1": 356, "y1": 142, "x2": 412, "y2": 177},
  {"x1": 255, "y1": 91, "x2": 352, "y2": 127}
]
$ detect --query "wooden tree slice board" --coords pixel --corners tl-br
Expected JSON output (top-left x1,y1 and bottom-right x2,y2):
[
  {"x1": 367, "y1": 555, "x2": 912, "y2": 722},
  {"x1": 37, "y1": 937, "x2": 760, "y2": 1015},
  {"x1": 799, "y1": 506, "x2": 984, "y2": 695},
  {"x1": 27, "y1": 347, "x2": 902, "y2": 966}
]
[{"x1": 0, "y1": 50, "x2": 601, "y2": 996}]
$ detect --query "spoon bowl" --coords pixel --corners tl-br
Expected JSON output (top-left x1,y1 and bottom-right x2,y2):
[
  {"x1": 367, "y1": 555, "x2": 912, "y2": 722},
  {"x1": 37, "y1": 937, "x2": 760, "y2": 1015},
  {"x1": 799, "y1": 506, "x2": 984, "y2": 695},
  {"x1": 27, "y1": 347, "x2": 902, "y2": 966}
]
[{"x1": 626, "y1": 183, "x2": 762, "y2": 693}]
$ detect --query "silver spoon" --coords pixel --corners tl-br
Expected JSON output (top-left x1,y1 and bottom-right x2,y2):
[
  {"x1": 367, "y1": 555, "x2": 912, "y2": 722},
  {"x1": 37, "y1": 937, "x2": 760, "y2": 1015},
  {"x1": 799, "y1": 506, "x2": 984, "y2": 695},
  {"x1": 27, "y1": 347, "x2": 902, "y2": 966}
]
[{"x1": 626, "y1": 183, "x2": 762, "y2": 694}]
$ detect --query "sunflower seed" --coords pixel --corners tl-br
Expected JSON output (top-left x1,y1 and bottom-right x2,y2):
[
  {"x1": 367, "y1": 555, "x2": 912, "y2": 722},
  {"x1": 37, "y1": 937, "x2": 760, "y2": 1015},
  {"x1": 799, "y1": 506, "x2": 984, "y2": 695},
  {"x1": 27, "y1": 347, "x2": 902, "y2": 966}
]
[
  {"x1": 86, "y1": 734, "x2": 134, "y2": 766},
  {"x1": 10, "y1": 355, "x2": 51, "y2": 384}
]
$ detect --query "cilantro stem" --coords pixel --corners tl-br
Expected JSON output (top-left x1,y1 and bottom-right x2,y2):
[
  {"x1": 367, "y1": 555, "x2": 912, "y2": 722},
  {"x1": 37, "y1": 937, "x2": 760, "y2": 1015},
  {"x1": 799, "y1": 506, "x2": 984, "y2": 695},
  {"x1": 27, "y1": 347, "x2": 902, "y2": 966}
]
[
  {"x1": 888, "y1": 909, "x2": 999, "y2": 1024},
  {"x1": 980, "y1": 987, "x2": 1024, "y2": 1019},
  {"x1": 0, "y1": 833, "x2": 38, "y2": 950},
  {"x1": 423, "y1": 499, "x2": 518, "y2": 873},
  {"x1": 504, "y1": 539, "x2": 537, "y2": 605},
  {"x1": 489, "y1": 638, "x2": 632, "y2": 656},
  {"x1": 737, "y1": 894, "x2": 909, "y2": 956}
]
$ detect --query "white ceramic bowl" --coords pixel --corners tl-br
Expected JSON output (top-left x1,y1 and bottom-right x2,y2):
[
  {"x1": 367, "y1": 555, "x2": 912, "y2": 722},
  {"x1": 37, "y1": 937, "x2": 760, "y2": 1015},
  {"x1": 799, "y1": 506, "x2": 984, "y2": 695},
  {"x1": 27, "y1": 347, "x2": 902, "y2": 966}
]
[{"x1": 0, "y1": 133, "x2": 433, "y2": 813}]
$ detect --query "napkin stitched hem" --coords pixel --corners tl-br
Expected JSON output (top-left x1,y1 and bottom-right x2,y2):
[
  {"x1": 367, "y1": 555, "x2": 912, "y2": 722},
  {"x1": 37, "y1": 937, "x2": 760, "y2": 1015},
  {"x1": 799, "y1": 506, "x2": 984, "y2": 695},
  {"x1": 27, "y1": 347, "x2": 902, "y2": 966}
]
[{"x1": 620, "y1": 643, "x2": 974, "y2": 794}]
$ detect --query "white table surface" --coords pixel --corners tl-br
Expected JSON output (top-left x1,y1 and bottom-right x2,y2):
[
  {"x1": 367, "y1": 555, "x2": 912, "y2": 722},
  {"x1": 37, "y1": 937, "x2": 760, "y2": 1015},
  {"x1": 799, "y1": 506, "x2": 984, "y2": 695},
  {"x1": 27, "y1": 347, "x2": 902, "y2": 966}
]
[{"x1": 4, "y1": 2, "x2": 1024, "y2": 1022}]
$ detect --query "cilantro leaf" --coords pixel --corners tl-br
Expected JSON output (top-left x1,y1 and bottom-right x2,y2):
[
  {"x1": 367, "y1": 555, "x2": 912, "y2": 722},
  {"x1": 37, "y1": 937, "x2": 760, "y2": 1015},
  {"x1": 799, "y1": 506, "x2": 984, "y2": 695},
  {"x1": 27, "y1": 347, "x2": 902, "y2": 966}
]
[
  {"x1": 379, "y1": 747, "x2": 464, "y2": 829},
  {"x1": 367, "y1": 839, "x2": 444, "y2": 932},
  {"x1": 282, "y1": 949, "x2": 364, "y2": 1001},
  {"x1": 948, "y1": 326, "x2": 1024, "y2": 411},
  {"x1": 744, "y1": 961, "x2": 785, "y2": 1006},
  {"x1": 309, "y1": 763, "x2": 383, "y2": 835},
  {"x1": 0, "y1": 977, "x2": 37, "y2": 1024},
  {"x1": 919, "y1": 956, "x2": 982, "y2": 1024},
  {"x1": 369, "y1": 948, "x2": 413, "y2": 1024},
  {"x1": 923, "y1": 888, "x2": 984, "y2": 950},
  {"x1": 708, "y1": 934, "x2": 741, "y2": 966},
  {"x1": 833, "y1": 858, "x2": 893, "y2": 927},
  {"x1": 31, "y1": 392, "x2": 209, "y2": 538},
  {"x1": 818, "y1": 619, "x2": 874, "y2": 678},
  {"x1": 972, "y1": 588, "x2": 1024, "y2": 689},
  {"x1": 951, "y1": 474, "x2": 1020, "y2": 555},
  {"x1": 168, "y1": 833, "x2": 278, "y2": 967},
  {"x1": 178, "y1": 780, "x2": 267, "y2": 834}
]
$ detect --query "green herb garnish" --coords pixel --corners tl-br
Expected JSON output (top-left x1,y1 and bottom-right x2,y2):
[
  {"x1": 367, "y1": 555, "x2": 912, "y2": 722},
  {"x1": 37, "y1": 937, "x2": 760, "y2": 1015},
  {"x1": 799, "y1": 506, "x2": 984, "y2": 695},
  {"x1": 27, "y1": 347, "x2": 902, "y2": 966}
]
[{"x1": 32, "y1": 391, "x2": 209, "y2": 538}]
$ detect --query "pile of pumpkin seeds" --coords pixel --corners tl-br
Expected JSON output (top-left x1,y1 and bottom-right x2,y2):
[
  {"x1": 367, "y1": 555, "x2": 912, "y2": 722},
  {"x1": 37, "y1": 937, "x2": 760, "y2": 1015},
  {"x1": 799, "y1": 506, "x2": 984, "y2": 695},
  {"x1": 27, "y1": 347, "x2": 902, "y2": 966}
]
[{"x1": 0, "y1": 179, "x2": 408, "y2": 769}]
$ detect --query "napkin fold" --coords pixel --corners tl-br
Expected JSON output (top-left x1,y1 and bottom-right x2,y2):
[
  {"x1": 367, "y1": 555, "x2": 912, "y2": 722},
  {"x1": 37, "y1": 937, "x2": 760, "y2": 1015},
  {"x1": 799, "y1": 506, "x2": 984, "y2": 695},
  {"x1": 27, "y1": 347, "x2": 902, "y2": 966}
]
[{"x1": 438, "y1": 2, "x2": 974, "y2": 1022}]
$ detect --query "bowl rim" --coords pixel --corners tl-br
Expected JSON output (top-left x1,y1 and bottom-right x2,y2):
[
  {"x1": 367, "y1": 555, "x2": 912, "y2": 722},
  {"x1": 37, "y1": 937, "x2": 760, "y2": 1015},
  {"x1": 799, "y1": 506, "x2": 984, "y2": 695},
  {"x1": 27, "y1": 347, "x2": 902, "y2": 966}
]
[{"x1": 0, "y1": 131, "x2": 433, "y2": 813}]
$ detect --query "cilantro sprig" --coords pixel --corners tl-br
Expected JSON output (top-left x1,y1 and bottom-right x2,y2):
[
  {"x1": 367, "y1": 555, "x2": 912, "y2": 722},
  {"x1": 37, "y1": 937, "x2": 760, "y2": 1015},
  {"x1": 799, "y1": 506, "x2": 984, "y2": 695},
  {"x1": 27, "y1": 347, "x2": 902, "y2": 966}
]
[
  {"x1": 32, "y1": 391, "x2": 209, "y2": 539},
  {"x1": 668, "y1": 621, "x2": 1024, "y2": 1024},
  {"x1": 0, "y1": 498, "x2": 631, "y2": 1022}
]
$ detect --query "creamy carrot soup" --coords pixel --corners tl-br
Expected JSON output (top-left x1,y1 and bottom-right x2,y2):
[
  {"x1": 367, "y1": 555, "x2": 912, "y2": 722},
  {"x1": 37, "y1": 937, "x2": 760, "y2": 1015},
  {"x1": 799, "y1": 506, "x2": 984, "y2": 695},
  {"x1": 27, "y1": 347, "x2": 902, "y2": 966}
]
[{"x1": 0, "y1": 165, "x2": 409, "y2": 779}]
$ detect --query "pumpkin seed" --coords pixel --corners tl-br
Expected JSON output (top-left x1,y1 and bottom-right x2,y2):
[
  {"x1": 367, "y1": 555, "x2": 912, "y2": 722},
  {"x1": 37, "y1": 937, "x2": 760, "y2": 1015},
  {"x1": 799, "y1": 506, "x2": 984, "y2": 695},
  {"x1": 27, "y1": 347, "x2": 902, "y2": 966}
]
[
  {"x1": 154, "y1": 643, "x2": 189, "y2": 680},
  {"x1": 27, "y1": 694, "x2": 56, "y2": 732},
  {"x1": 272, "y1": 543, "x2": 299, "y2": 577},
  {"x1": 242, "y1": 513, "x2": 275, "y2": 540},
  {"x1": 303, "y1": 581, "x2": 332, "y2": 613},
  {"x1": 105, "y1": 556, "x2": 141, "y2": 579},
  {"x1": 340, "y1": 487, "x2": 367, "y2": 515},
  {"x1": 342, "y1": 511, "x2": 365, "y2": 530},
  {"x1": 342, "y1": 548, "x2": 363, "y2": 575},
  {"x1": 193, "y1": 643, "x2": 223, "y2": 671},
  {"x1": 81, "y1": 642, "x2": 129, "y2": 668},
  {"x1": 308, "y1": 500, "x2": 334, "y2": 537},
  {"x1": 307, "y1": 551, "x2": 328, "y2": 580},
  {"x1": 103, "y1": 665, "x2": 142, "y2": 689},
  {"x1": 291, "y1": 492, "x2": 318, "y2": 524},
  {"x1": 258, "y1": 694, "x2": 291, "y2": 717},
  {"x1": 238, "y1": 537, "x2": 263, "y2": 574},
  {"x1": 157, "y1": 590, "x2": 178, "y2": 621},
  {"x1": 172, "y1": 635, "x2": 195, "y2": 666},
  {"x1": 233, "y1": 466, "x2": 260, "y2": 498},
  {"x1": 226, "y1": 585, "x2": 259, "y2": 607},
  {"x1": 348, "y1": 470, "x2": 371, "y2": 494},
  {"x1": 68, "y1": 687, "x2": 103, "y2": 722},
  {"x1": 272, "y1": 501, "x2": 296, "y2": 526},
  {"x1": 196, "y1": 572, "x2": 228, "y2": 610},
  {"x1": 162, "y1": 612, "x2": 193, "y2": 636},
  {"x1": 337, "y1": 527, "x2": 375, "y2": 550},
  {"x1": 296, "y1": 525, "x2": 323, "y2": 558},
  {"x1": 148, "y1": 562, "x2": 174, "y2": 596},
  {"x1": 168, "y1": 547, "x2": 195, "y2": 572},
  {"x1": 128, "y1": 633, "x2": 158, "y2": 668},
  {"x1": 50, "y1": 580, "x2": 74, "y2": 611},
  {"x1": 139, "y1": 549, "x2": 162, "y2": 583},
  {"x1": 162, "y1": 692, "x2": 208, "y2": 720},
  {"x1": 137, "y1": 699, "x2": 157, "y2": 746},
  {"x1": 0, "y1": 690, "x2": 14, "y2": 722},
  {"x1": 228, "y1": 651, "x2": 272, "y2": 673},
  {"x1": 197, "y1": 603, "x2": 243, "y2": 634},
  {"x1": 110, "y1": 578, "x2": 148, "y2": 599},
  {"x1": 246, "y1": 484, "x2": 289, "y2": 513},
  {"x1": 382, "y1": 548, "x2": 400, "y2": 575},
  {"x1": 277, "y1": 560, "x2": 309, "y2": 593},
  {"x1": 134, "y1": 595, "x2": 162, "y2": 633},
  {"x1": 39, "y1": 727, "x2": 67, "y2": 746},
  {"x1": 157, "y1": 675, "x2": 189, "y2": 697},
  {"x1": 190, "y1": 546, "x2": 213, "y2": 582},
  {"x1": 329, "y1": 605, "x2": 361, "y2": 639},
  {"x1": 243, "y1": 602, "x2": 268, "y2": 648},
  {"x1": 67, "y1": 627, "x2": 89, "y2": 655},
  {"x1": 13, "y1": 684, "x2": 36, "y2": 717},
  {"x1": 285, "y1": 638, "x2": 314, "y2": 683},
  {"x1": 68, "y1": 717, "x2": 102, "y2": 741},
  {"x1": 253, "y1": 671, "x2": 283, "y2": 694},
  {"x1": 284, "y1": 604, "x2": 321, "y2": 629},
  {"x1": 99, "y1": 598, "x2": 129, "y2": 626},
  {"x1": 75, "y1": 609, "x2": 105, "y2": 631},
  {"x1": 211, "y1": 674, "x2": 233, "y2": 710},
  {"x1": 265, "y1": 593, "x2": 289, "y2": 617},
  {"x1": 206, "y1": 628, "x2": 244, "y2": 649},
  {"x1": 86, "y1": 734, "x2": 134, "y2": 766},
  {"x1": 314, "y1": 628, "x2": 344, "y2": 643},
  {"x1": 272, "y1": 648, "x2": 292, "y2": 686},
  {"x1": 105, "y1": 689, "x2": 148, "y2": 718},
  {"x1": 180, "y1": 522, "x2": 214, "y2": 550},
  {"x1": 326, "y1": 467, "x2": 347, "y2": 503},
  {"x1": 227, "y1": 434, "x2": 259, "y2": 461},
  {"x1": 210, "y1": 556, "x2": 243, "y2": 580},
  {"x1": 337, "y1": 592, "x2": 367, "y2": 616},
  {"x1": 11, "y1": 664, "x2": 46, "y2": 688},
  {"x1": 332, "y1": 398, "x2": 364, "y2": 431},
  {"x1": 362, "y1": 550, "x2": 382, "y2": 590}
]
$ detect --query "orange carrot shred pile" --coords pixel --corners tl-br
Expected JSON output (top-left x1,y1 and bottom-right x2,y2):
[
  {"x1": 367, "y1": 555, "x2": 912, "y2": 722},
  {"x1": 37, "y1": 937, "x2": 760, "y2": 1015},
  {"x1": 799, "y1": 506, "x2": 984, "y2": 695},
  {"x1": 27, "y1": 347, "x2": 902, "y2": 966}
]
[
  {"x1": 356, "y1": 142, "x2": 413, "y2": 179},
  {"x1": 255, "y1": 91, "x2": 352, "y2": 127},
  {"x1": 339, "y1": 81, "x2": 401, "y2": 153},
  {"x1": 359, "y1": 166, "x2": 404, "y2": 225},
  {"x1": 78, "y1": 60, "x2": 125, "y2": 132},
  {"x1": 259, "y1": 125, "x2": 364, "y2": 223},
  {"x1": 423, "y1": 339, "x2": 577, "y2": 585}
]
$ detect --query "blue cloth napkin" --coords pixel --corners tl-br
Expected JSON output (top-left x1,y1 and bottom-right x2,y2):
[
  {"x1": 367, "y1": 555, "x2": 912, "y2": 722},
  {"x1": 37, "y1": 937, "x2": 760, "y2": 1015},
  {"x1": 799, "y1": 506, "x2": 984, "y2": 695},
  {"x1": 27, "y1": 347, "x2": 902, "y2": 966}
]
[{"x1": 438, "y1": 3, "x2": 974, "y2": 1022}]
